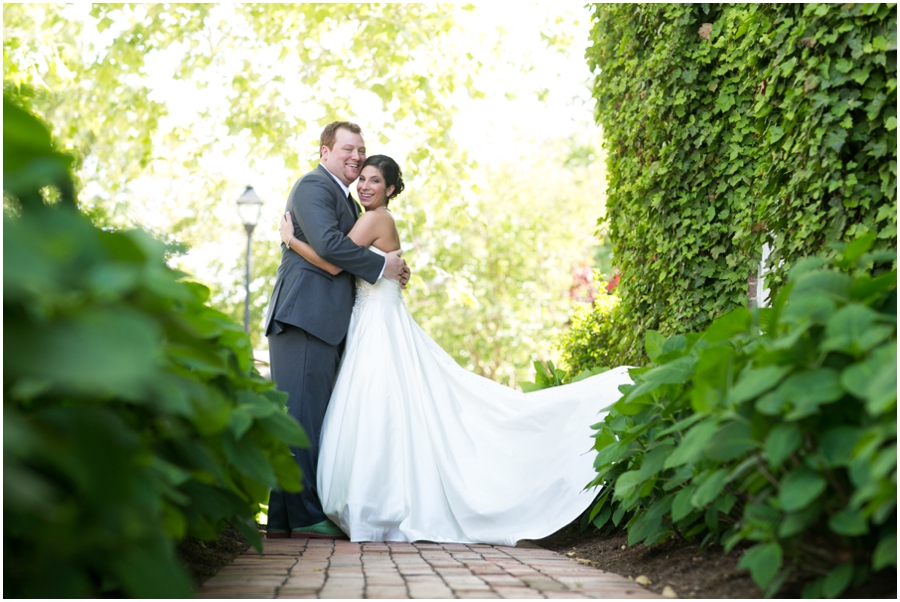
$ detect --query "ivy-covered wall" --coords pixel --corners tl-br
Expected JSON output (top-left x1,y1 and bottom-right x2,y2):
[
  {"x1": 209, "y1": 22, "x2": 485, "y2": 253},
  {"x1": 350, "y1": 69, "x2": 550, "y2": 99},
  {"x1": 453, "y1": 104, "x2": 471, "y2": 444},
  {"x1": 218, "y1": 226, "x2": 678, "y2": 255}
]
[{"x1": 576, "y1": 3, "x2": 896, "y2": 366}]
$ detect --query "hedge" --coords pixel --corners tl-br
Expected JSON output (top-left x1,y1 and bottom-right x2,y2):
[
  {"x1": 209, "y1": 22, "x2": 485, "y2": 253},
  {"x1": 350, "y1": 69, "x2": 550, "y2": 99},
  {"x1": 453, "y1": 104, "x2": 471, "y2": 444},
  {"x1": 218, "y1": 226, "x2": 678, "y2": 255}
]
[
  {"x1": 571, "y1": 3, "x2": 897, "y2": 368},
  {"x1": 3, "y1": 95, "x2": 307, "y2": 598},
  {"x1": 588, "y1": 236, "x2": 896, "y2": 597}
]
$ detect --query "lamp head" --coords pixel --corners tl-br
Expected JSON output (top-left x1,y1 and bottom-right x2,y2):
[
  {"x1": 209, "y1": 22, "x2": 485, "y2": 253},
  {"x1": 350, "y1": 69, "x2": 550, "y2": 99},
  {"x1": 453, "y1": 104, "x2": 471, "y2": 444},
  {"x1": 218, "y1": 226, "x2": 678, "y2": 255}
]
[{"x1": 236, "y1": 185, "x2": 263, "y2": 228}]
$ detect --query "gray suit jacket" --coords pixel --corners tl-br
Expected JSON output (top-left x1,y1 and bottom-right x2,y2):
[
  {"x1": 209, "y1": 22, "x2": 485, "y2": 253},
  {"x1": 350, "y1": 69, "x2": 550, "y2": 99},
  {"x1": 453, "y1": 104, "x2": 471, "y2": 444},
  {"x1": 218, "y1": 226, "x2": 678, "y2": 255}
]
[{"x1": 264, "y1": 165, "x2": 384, "y2": 345}]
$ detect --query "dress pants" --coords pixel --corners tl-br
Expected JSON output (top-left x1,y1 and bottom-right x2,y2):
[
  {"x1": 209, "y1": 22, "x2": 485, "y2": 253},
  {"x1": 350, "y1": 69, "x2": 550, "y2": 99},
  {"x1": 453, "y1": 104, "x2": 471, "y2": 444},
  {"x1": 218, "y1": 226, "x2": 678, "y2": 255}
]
[{"x1": 267, "y1": 324, "x2": 342, "y2": 529}]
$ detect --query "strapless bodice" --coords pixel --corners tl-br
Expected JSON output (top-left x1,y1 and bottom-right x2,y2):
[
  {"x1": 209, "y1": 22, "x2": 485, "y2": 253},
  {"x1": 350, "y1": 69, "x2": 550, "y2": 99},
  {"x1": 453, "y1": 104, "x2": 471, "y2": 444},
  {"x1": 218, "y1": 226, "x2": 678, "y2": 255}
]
[{"x1": 352, "y1": 246, "x2": 403, "y2": 315}]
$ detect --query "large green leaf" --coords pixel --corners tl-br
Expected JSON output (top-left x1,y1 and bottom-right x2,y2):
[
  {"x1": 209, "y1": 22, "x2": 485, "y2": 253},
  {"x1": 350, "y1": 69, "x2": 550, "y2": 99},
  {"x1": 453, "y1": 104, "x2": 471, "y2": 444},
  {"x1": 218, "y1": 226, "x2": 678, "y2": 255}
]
[
  {"x1": 611, "y1": 470, "x2": 645, "y2": 502},
  {"x1": 702, "y1": 308, "x2": 751, "y2": 342},
  {"x1": 6, "y1": 307, "x2": 161, "y2": 398},
  {"x1": 765, "y1": 423, "x2": 802, "y2": 468},
  {"x1": 737, "y1": 542, "x2": 783, "y2": 589},
  {"x1": 671, "y1": 484, "x2": 698, "y2": 521},
  {"x1": 704, "y1": 420, "x2": 757, "y2": 462},
  {"x1": 840, "y1": 343, "x2": 898, "y2": 414},
  {"x1": 727, "y1": 364, "x2": 792, "y2": 405},
  {"x1": 873, "y1": 533, "x2": 897, "y2": 570},
  {"x1": 778, "y1": 503, "x2": 822, "y2": 538},
  {"x1": 819, "y1": 427, "x2": 863, "y2": 467},
  {"x1": 779, "y1": 368, "x2": 845, "y2": 420},
  {"x1": 644, "y1": 330, "x2": 667, "y2": 363},
  {"x1": 638, "y1": 443, "x2": 675, "y2": 480},
  {"x1": 627, "y1": 495, "x2": 673, "y2": 546},
  {"x1": 258, "y1": 413, "x2": 310, "y2": 448},
  {"x1": 822, "y1": 304, "x2": 895, "y2": 356},
  {"x1": 780, "y1": 466, "x2": 828, "y2": 513},
  {"x1": 222, "y1": 432, "x2": 277, "y2": 487},
  {"x1": 642, "y1": 355, "x2": 698, "y2": 385},
  {"x1": 828, "y1": 507, "x2": 869, "y2": 536},
  {"x1": 106, "y1": 538, "x2": 193, "y2": 598},
  {"x1": 691, "y1": 468, "x2": 729, "y2": 508},
  {"x1": 791, "y1": 268, "x2": 853, "y2": 301},
  {"x1": 821, "y1": 564, "x2": 854, "y2": 598},
  {"x1": 664, "y1": 418, "x2": 719, "y2": 469}
]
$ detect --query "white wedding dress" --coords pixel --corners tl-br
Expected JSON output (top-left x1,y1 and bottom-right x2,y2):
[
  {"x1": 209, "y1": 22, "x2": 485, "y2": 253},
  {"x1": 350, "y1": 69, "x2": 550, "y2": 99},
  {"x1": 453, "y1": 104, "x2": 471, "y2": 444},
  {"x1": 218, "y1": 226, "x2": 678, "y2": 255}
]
[{"x1": 317, "y1": 246, "x2": 633, "y2": 545}]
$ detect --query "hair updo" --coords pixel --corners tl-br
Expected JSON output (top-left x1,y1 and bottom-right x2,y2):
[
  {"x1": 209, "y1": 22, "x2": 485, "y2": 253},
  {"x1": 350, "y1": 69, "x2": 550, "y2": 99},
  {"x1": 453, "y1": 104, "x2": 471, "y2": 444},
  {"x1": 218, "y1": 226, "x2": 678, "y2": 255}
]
[{"x1": 362, "y1": 154, "x2": 404, "y2": 205}]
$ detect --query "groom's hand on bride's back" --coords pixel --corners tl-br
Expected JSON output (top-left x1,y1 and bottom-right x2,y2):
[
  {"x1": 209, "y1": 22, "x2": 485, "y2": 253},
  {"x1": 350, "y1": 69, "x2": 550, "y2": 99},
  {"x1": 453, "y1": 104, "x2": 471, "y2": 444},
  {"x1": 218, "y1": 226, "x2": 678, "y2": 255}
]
[{"x1": 384, "y1": 250, "x2": 410, "y2": 289}]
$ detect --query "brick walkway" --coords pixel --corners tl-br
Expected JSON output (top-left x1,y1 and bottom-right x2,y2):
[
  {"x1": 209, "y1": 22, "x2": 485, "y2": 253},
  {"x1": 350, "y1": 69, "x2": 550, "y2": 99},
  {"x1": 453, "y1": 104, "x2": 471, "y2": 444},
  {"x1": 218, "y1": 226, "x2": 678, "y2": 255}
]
[{"x1": 196, "y1": 538, "x2": 662, "y2": 599}]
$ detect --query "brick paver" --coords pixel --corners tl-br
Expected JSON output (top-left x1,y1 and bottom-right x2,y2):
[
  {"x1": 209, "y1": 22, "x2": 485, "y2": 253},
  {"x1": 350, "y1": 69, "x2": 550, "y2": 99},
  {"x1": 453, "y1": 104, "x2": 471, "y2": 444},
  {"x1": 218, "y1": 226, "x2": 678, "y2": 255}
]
[{"x1": 196, "y1": 538, "x2": 662, "y2": 599}]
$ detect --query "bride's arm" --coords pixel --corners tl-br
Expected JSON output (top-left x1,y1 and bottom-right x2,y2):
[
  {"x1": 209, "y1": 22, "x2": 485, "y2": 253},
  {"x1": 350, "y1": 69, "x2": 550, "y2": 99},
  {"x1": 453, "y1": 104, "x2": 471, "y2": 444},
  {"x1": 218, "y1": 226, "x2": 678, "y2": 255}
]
[
  {"x1": 280, "y1": 213, "x2": 342, "y2": 275},
  {"x1": 279, "y1": 212, "x2": 386, "y2": 276}
]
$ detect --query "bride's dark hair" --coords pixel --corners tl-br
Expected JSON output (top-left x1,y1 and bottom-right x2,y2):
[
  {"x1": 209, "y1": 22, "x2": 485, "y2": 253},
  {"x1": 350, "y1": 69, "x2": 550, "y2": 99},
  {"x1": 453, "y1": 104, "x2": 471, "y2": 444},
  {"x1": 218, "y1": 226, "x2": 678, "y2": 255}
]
[{"x1": 362, "y1": 155, "x2": 404, "y2": 205}]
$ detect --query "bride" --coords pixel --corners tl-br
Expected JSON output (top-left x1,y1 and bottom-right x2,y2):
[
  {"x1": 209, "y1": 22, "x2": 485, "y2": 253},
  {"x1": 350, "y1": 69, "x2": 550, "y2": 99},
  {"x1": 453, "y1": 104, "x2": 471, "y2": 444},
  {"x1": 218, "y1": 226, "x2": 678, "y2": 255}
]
[{"x1": 278, "y1": 154, "x2": 633, "y2": 545}]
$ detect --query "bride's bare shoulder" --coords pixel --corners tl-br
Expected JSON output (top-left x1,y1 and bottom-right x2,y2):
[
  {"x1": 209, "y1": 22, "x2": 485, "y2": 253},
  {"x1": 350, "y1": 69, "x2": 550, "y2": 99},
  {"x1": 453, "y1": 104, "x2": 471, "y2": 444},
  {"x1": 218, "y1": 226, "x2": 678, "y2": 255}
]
[{"x1": 359, "y1": 209, "x2": 394, "y2": 223}]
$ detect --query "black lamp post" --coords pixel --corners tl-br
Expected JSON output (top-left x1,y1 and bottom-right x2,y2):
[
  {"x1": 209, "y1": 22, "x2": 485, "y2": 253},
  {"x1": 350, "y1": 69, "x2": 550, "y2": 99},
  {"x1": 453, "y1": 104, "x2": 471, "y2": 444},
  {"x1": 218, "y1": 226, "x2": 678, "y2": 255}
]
[{"x1": 236, "y1": 185, "x2": 263, "y2": 334}]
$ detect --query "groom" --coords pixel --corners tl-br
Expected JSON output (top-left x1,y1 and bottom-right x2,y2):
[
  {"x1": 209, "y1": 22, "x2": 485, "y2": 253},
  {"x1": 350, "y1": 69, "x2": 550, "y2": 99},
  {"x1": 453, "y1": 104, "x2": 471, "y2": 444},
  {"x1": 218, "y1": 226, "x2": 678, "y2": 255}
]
[{"x1": 264, "y1": 121, "x2": 408, "y2": 538}]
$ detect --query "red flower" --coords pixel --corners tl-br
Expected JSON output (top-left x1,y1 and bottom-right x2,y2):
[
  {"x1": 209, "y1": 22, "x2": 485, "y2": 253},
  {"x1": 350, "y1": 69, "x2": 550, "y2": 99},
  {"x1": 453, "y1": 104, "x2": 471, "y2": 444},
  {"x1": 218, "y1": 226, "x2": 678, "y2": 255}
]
[{"x1": 606, "y1": 272, "x2": 620, "y2": 293}]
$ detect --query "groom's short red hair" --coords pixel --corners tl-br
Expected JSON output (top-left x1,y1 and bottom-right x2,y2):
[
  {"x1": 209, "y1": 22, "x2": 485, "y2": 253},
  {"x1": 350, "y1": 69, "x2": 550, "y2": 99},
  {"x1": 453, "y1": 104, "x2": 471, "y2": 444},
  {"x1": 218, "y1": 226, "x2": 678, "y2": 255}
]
[{"x1": 320, "y1": 121, "x2": 363, "y2": 157}]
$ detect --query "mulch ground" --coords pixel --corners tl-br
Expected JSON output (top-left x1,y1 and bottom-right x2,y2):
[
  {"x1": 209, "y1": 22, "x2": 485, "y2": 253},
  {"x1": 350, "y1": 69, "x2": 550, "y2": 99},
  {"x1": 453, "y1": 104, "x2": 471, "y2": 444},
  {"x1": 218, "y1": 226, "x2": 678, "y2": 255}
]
[
  {"x1": 535, "y1": 525, "x2": 897, "y2": 599},
  {"x1": 176, "y1": 524, "x2": 252, "y2": 587}
]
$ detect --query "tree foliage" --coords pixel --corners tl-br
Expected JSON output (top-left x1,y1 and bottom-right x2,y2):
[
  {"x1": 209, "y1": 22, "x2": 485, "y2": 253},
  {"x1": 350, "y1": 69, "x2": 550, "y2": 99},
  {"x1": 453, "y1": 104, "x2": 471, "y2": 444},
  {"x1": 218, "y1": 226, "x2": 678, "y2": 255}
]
[
  {"x1": 3, "y1": 3, "x2": 478, "y2": 342},
  {"x1": 4, "y1": 4, "x2": 606, "y2": 383},
  {"x1": 400, "y1": 139, "x2": 607, "y2": 385},
  {"x1": 3, "y1": 96, "x2": 306, "y2": 598},
  {"x1": 577, "y1": 3, "x2": 897, "y2": 367}
]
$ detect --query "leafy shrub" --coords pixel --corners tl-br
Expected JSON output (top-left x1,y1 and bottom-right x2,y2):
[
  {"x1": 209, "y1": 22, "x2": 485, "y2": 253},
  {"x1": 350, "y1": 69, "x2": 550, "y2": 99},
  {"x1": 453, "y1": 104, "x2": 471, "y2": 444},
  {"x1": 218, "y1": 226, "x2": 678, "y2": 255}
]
[
  {"x1": 557, "y1": 292, "x2": 624, "y2": 377},
  {"x1": 583, "y1": 3, "x2": 897, "y2": 367},
  {"x1": 3, "y1": 96, "x2": 306, "y2": 597},
  {"x1": 588, "y1": 236, "x2": 896, "y2": 597}
]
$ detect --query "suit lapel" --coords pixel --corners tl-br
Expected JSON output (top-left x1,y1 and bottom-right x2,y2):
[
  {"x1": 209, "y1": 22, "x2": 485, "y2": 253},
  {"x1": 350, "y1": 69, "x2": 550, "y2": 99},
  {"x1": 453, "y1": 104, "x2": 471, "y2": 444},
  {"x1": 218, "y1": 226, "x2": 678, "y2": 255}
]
[{"x1": 316, "y1": 164, "x2": 359, "y2": 221}]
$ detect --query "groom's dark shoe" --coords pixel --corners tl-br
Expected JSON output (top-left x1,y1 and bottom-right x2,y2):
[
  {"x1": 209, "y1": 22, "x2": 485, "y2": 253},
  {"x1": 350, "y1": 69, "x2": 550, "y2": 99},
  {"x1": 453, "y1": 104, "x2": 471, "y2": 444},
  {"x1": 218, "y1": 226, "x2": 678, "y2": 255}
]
[
  {"x1": 265, "y1": 528, "x2": 291, "y2": 539},
  {"x1": 291, "y1": 519, "x2": 348, "y2": 539}
]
